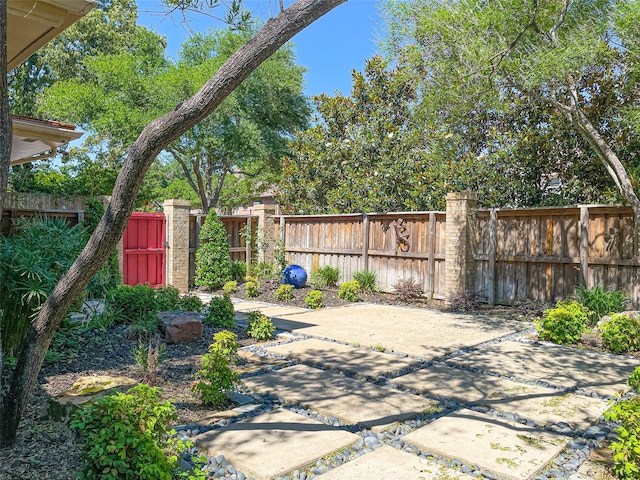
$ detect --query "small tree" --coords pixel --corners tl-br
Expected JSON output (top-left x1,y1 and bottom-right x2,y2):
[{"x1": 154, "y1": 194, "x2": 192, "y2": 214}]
[{"x1": 195, "y1": 211, "x2": 232, "y2": 289}]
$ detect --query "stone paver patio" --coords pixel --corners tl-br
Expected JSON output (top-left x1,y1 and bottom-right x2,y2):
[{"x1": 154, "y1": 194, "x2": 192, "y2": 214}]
[{"x1": 190, "y1": 298, "x2": 638, "y2": 480}]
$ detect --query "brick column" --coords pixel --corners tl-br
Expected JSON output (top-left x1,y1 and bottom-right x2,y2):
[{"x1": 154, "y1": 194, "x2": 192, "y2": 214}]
[
  {"x1": 445, "y1": 192, "x2": 478, "y2": 298},
  {"x1": 163, "y1": 200, "x2": 191, "y2": 293},
  {"x1": 253, "y1": 204, "x2": 276, "y2": 263}
]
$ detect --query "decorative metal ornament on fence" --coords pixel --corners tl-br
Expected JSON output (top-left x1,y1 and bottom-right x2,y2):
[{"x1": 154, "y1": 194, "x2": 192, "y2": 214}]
[{"x1": 393, "y1": 217, "x2": 411, "y2": 252}]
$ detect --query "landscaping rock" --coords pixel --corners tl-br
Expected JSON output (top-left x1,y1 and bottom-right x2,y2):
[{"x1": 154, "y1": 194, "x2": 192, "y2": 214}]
[
  {"x1": 158, "y1": 311, "x2": 204, "y2": 344},
  {"x1": 48, "y1": 375, "x2": 137, "y2": 421}
]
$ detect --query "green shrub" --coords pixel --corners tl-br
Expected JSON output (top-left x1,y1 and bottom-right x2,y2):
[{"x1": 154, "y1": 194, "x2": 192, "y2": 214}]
[
  {"x1": 230, "y1": 261, "x2": 247, "y2": 283},
  {"x1": 194, "y1": 211, "x2": 232, "y2": 289},
  {"x1": 338, "y1": 280, "x2": 361, "y2": 302},
  {"x1": 253, "y1": 261, "x2": 276, "y2": 281},
  {"x1": 601, "y1": 314, "x2": 640, "y2": 354},
  {"x1": 45, "y1": 318, "x2": 85, "y2": 364},
  {"x1": 246, "y1": 311, "x2": 276, "y2": 341},
  {"x1": 191, "y1": 331, "x2": 239, "y2": 408},
  {"x1": 177, "y1": 294, "x2": 204, "y2": 312},
  {"x1": 211, "y1": 330, "x2": 240, "y2": 362},
  {"x1": 311, "y1": 265, "x2": 340, "y2": 288},
  {"x1": 0, "y1": 216, "x2": 87, "y2": 356},
  {"x1": 223, "y1": 281, "x2": 238, "y2": 294},
  {"x1": 107, "y1": 284, "x2": 157, "y2": 323},
  {"x1": 393, "y1": 278, "x2": 423, "y2": 302},
  {"x1": 154, "y1": 286, "x2": 182, "y2": 312},
  {"x1": 629, "y1": 366, "x2": 640, "y2": 393},
  {"x1": 206, "y1": 294, "x2": 235, "y2": 328},
  {"x1": 575, "y1": 285, "x2": 627, "y2": 325},
  {"x1": 605, "y1": 396, "x2": 640, "y2": 480},
  {"x1": 274, "y1": 284, "x2": 294, "y2": 301},
  {"x1": 305, "y1": 290, "x2": 324, "y2": 309},
  {"x1": 536, "y1": 301, "x2": 588, "y2": 345},
  {"x1": 71, "y1": 384, "x2": 195, "y2": 480},
  {"x1": 126, "y1": 312, "x2": 160, "y2": 342},
  {"x1": 245, "y1": 280, "x2": 260, "y2": 298},
  {"x1": 353, "y1": 270, "x2": 377, "y2": 293}
]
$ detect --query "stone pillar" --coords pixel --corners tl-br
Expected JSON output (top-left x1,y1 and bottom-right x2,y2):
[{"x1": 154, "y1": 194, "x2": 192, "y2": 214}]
[
  {"x1": 445, "y1": 192, "x2": 478, "y2": 298},
  {"x1": 253, "y1": 203, "x2": 276, "y2": 263},
  {"x1": 163, "y1": 200, "x2": 191, "y2": 293}
]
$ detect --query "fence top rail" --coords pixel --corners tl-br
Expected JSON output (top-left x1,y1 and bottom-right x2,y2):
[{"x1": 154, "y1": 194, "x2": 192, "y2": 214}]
[
  {"x1": 276, "y1": 211, "x2": 445, "y2": 220},
  {"x1": 189, "y1": 214, "x2": 258, "y2": 220},
  {"x1": 473, "y1": 204, "x2": 633, "y2": 217}
]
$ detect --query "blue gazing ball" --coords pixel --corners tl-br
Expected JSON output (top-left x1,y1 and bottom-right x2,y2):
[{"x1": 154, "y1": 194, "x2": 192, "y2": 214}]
[{"x1": 282, "y1": 264, "x2": 307, "y2": 288}]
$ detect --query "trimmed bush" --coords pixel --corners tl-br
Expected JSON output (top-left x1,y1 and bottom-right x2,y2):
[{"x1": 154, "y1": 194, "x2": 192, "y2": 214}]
[
  {"x1": 206, "y1": 294, "x2": 235, "y2": 328},
  {"x1": 195, "y1": 211, "x2": 232, "y2": 289},
  {"x1": 311, "y1": 265, "x2": 340, "y2": 288},
  {"x1": 230, "y1": 261, "x2": 247, "y2": 283},
  {"x1": 305, "y1": 290, "x2": 324, "y2": 309},
  {"x1": 536, "y1": 301, "x2": 588, "y2": 345},
  {"x1": 601, "y1": 314, "x2": 640, "y2": 354},
  {"x1": 246, "y1": 311, "x2": 276, "y2": 341},
  {"x1": 245, "y1": 280, "x2": 260, "y2": 298},
  {"x1": 223, "y1": 281, "x2": 238, "y2": 294},
  {"x1": 338, "y1": 280, "x2": 361, "y2": 302},
  {"x1": 274, "y1": 284, "x2": 294, "y2": 301},
  {"x1": 353, "y1": 269, "x2": 377, "y2": 293}
]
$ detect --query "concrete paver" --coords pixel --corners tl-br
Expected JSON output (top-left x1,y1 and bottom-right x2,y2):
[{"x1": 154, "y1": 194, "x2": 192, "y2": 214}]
[
  {"x1": 403, "y1": 409, "x2": 570, "y2": 480},
  {"x1": 318, "y1": 445, "x2": 474, "y2": 480},
  {"x1": 266, "y1": 338, "x2": 420, "y2": 378},
  {"x1": 446, "y1": 341, "x2": 639, "y2": 397},
  {"x1": 242, "y1": 364, "x2": 439, "y2": 431},
  {"x1": 273, "y1": 304, "x2": 528, "y2": 359},
  {"x1": 393, "y1": 364, "x2": 609, "y2": 429},
  {"x1": 232, "y1": 301, "x2": 309, "y2": 319},
  {"x1": 194, "y1": 409, "x2": 358, "y2": 480}
]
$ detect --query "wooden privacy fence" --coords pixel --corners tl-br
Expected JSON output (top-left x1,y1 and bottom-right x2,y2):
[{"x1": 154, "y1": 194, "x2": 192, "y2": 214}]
[
  {"x1": 1, "y1": 193, "x2": 86, "y2": 236},
  {"x1": 279, "y1": 212, "x2": 447, "y2": 297},
  {"x1": 188, "y1": 214, "x2": 257, "y2": 285},
  {"x1": 472, "y1": 205, "x2": 640, "y2": 306}
]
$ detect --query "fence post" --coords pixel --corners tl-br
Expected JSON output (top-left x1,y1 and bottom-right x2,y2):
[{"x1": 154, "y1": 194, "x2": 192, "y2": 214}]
[
  {"x1": 426, "y1": 212, "x2": 436, "y2": 298},
  {"x1": 253, "y1": 203, "x2": 276, "y2": 263},
  {"x1": 580, "y1": 206, "x2": 589, "y2": 287},
  {"x1": 362, "y1": 213, "x2": 370, "y2": 271},
  {"x1": 163, "y1": 199, "x2": 191, "y2": 293},
  {"x1": 487, "y1": 209, "x2": 497, "y2": 305},
  {"x1": 445, "y1": 192, "x2": 478, "y2": 300}
]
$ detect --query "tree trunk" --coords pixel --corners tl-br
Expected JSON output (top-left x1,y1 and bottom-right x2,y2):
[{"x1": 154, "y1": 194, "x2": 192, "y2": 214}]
[
  {"x1": 0, "y1": 0, "x2": 347, "y2": 447},
  {"x1": 211, "y1": 168, "x2": 227, "y2": 210}
]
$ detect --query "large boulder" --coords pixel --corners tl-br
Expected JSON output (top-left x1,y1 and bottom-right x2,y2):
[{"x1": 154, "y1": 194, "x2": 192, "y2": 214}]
[
  {"x1": 48, "y1": 375, "x2": 137, "y2": 421},
  {"x1": 158, "y1": 311, "x2": 204, "y2": 344}
]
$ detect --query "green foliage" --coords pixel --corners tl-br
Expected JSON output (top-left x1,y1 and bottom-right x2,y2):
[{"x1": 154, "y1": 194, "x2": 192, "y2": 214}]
[
  {"x1": 44, "y1": 318, "x2": 86, "y2": 364},
  {"x1": 106, "y1": 285, "x2": 199, "y2": 325},
  {"x1": 601, "y1": 314, "x2": 640, "y2": 354},
  {"x1": 311, "y1": 265, "x2": 340, "y2": 288},
  {"x1": 230, "y1": 261, "x2": 247, "y2": 283},
  {"x1": 304, "y1": 290, "x2": 324, "y2": 309},
  {"x1": 447, "y1": 290, "x2": 482, "y2": 312},
  {"x1": 575, "y1": 285, "x2": 627, "y2": 325},
  {"x1": 223, "y1": 281, "x2": 238, "y2": 294},
  {"x1": 536, "y1": 301, "x2": 589, "y2": 345},
  {"x1": 353, "y1": 270, "x2": 377, "y2": 293},
  {"x1": 245, "y1": 281, "x2": 260, "y2": 298},
  {"x1": 0, "y1": 216, "x2": 87, "y2": 356},
  {"x1": 338, "y1": 281, "x2": 361, "y2": 302},
  {"x1": 195, "y1": 212, "x2": 233, "y2": 289},
  {"x1": 126, "y1": 312, "x2": 161, "y2": 342},
  {"x1": 274, "y1": 237, "x2": 288, "y2": 276},
  {"x1": 191, "y1": 331, "x2": 239, "y2": 408},
  {"x1": 605, "y1": 396, "x2": 640, "y2": 480},
  {"x1": 274, "y1": 284, "x2": 294, "y2": 302},
  {"x1": 629, "y1": 367, "x2": 640, "y2": 393},
  {"x1": 246, "y1": 311, "x2": 276, "y2": 341},
  {"x1": 372, "y1": 344, "x2": 386, "y2": 353},
  {"x1": 253, "y1": 261, "x2": 276, "y2": 281},
  {"x1": 205, "y1": 294, "x2": 235, "y2": 328},
  {"x1": 393, "y1": 278, "x2": 423, "y2": 302},
  {"x1": 71, "y1": 384, "x2": 187, "y2": 480}
]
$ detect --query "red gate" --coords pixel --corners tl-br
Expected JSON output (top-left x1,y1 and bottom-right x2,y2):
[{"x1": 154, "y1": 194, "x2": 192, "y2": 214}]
[{"x1": 122, "y1": 212, "x2": 166, "y2": 288}]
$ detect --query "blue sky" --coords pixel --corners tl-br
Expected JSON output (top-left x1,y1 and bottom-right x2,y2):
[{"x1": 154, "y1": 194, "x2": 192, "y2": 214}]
[{"x1": 136, "y1": 0, "x2": 384, "y2": 97}]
